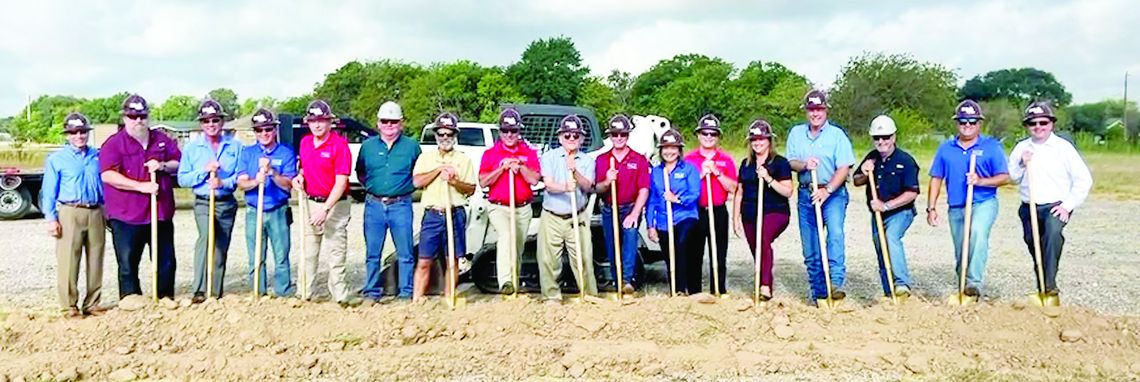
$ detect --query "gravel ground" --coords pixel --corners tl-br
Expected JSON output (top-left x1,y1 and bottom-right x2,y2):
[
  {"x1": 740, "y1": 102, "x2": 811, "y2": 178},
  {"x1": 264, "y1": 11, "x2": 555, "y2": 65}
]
[{"x1": 2, "y1": 189, "x2": 1138, "y2": 316}]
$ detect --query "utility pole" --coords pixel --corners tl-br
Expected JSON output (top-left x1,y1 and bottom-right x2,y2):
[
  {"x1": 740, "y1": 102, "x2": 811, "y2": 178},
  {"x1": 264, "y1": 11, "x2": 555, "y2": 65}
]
[{"x1": 1124, "y1": 72, "x2": 1129, "y2": 143}]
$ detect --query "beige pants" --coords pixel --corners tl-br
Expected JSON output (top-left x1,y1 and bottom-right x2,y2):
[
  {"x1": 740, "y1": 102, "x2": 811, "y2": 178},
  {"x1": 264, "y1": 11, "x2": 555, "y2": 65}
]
[
  {"x1": 55, "y1": 205, "x2": 106, "y2": 311},
  {"x1": 301, "y1": 199, "x2": 352, "y2": 302},
  {"x1": 537, "y1": 211, "x2": 596, "y2": 300},
  {"x1": 487, "y1": 204, "x2": 531, "y2": 289}
]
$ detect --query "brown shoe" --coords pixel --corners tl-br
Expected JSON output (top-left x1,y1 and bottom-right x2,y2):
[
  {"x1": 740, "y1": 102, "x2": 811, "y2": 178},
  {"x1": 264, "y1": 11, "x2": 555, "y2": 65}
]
[
  {"x1": 84, "y1": 305, "x2": 110, "y2": 317},
  {"x1": 622, "y1": 284, "x2": 636, "y2": 295},
  {"x1": 65, "y1": 308, "x2": 83, "y2": 319}
]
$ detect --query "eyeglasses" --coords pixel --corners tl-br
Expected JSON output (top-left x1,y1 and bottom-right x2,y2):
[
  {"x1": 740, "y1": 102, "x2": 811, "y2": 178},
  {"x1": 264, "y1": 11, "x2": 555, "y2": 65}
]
[
  {"x1": 1024, "y1": 120, "x2": 1051, "y2": 127},
  {"x1": 253, "y1": 127, "x2": 275, "y2": 133},
  {"x1": 957, "y1": 118, "x2": 980, "y2": 126},
  {"x1": 561, "y1": 133, "x2": 581, "y2": 140},
  {"x1": 872, "y1": 135, "x2": 893, "y2": 141},
  {"x1": 436, "y1": 132, "x2": 455, "y2": 138},
  {"x1": 65, "y1": 130, "x2": 88, "y2": 135},
  {"x1": 699, "y1": 131, "x2": 720, "y2": 137},
  {"x1": 126, "y1": 115, "x2": 147, "y2": 121},
  {"x1": 610, "y1": 133, "x2": 628, "y2": 138},
  {"x1": 202, "y1": 118, "x2": 222, "y2": 124}
]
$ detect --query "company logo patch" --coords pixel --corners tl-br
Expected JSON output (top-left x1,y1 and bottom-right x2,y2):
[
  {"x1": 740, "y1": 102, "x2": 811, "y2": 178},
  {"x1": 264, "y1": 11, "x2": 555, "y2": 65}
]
[
  {"x1": 960, "y1": 106, "x2": 976, "y2": 115},
  {"x1": 201, "y1": 106, "x2": 217, "y2": 114},
  {"x1": 309, "y1": 108, "x2": 324, "y2": 116},
  {"x1": 128, "y1": 102, "x2": 144, "y2": 111}
]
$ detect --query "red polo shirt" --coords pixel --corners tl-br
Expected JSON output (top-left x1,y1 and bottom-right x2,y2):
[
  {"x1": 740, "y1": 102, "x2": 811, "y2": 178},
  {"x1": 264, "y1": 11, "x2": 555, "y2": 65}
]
[
  {"x1": 595, "y1": 148, "x2": 650, "y2": 205},
  {"x1": 684, "y1": 148, "x2": 737, "y2": 207},
  {"x1": 299, "y1": 131, "x2": 352, "y2": 198},
  {"x1": 479, "y1": 140, "x2": 540, "y2": 205}
]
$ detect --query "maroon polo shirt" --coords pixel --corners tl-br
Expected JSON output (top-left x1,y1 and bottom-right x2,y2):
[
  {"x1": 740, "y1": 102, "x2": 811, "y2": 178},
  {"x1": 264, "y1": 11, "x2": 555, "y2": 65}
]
[
  {"x1": 595, "y1": 147, "x2": 650, "y2": 205},
  {"x1": 99, "y1": 128, "x2": 181, "y2": 224}
]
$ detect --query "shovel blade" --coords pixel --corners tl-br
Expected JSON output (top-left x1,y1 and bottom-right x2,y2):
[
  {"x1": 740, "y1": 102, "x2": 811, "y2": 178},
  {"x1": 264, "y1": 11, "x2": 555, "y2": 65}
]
[
  {"x1": 1027, "y1": 293, "x2": 1060, "y2": 307},
  {"x1": 946, "y1": 294, "x2": 977, "y2": 306},
  {"x1": 815, "y1": 298, "x2": 832, "y2": 309}
]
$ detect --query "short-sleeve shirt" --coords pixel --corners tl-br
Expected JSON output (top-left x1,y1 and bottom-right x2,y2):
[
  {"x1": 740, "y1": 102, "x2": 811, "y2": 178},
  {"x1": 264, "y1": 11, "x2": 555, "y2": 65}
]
[
  {"x1": 683, "y1": 148, "x2": 737, "y2": 207},
  {"x1": 99, "y1": 129, "x2": 181, "y2": 224},
  {"x1": 479, "y1": 140, "x2": 540, "y2": 205},
  {"x1": 738, "y1": 154, "x2": 793, "y2": 222},
  {"x1": 594, "y1": 148, "x2": 650, "y2": 206},
  {"x1": 414, "y1": 149, "x2": 476, "y2": 208},
  {"x1": 540, "y1": 147, "x2": 596, "y2": 215},
  {"x1": 236, "y1": 142, "x2": 298, "y2": 211},
  {"x1": 929, "y1": 135, "x2": 1008, "y2": 208},
  {"x1": 298, "y1": 131, "x2": 352, "y2": 198},
  {"x1": 860, "y1": 149, "x2": 920, "y2": 219},
  {"x1": 356, "y1": 135, "x2": 421, "y2": 197},
  {"x1": 785, "y1": 121, "x2": 856, "y2": 186}
]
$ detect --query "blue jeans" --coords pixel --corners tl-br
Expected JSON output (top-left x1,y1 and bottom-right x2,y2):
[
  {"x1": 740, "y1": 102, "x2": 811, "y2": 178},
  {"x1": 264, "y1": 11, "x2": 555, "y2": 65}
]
[
  {"x1": 601, "y1": 204, "x2": 640, "y2": 287},
  {"x1": 797, "y1": 187, "x2": 848, "y2": 299},
  {"x1": 948, "y1": 197, "x2": 999, "y2": 289},
  {"x1": 245, "y1": 206, "x2": 294, "y2": 297},
  {"x1": 869, "y1": 209, "x2": 915, "y2": 296},
  {"x1": 363, "y1": 197, "x2": 415, "y2": 298}
]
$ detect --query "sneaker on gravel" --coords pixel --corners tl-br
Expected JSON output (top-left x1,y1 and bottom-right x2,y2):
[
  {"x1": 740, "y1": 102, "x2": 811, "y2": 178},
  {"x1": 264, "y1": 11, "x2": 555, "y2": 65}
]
[
  {"x1": 895, "y1": 285, "x2": 912, "y2": 298},
  {"x1": 500, "y1": 282, "x2": 515, "y2": 295}
]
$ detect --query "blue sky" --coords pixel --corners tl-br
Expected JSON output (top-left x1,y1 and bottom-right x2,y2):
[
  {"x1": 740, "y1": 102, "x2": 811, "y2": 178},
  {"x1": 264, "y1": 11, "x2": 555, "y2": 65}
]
[{"x1": 1, "y1": 0, "x2": 1136, "y2": 114}]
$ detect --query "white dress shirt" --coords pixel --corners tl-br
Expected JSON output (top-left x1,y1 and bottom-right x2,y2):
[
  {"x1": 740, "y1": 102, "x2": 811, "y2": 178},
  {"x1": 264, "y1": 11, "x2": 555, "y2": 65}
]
[{"x1": 1008, "y1": 133, "x2": 1093, "y2": 211}]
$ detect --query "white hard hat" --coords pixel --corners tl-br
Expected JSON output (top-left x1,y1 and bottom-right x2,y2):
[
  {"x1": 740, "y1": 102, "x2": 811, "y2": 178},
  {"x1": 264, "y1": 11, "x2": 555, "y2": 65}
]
[
  {"x1": 376, "y1": 101, "x2": 403, "y2": 120},
  {"x1": 869, "y1": 115, "x2": 897, "y2": 136}
]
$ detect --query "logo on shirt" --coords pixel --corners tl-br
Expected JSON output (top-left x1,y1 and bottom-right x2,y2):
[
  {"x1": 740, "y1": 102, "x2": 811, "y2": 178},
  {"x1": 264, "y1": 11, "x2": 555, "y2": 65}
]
[
  {"x1": 272, "y1": 159, "x2": 282, "y2": 166},
  {"x1": 673, "y1": 172, "x2": 685, "y2": 179},
  {"x1": 626, "y1": 163, "x2": 638, "y2": 170},
  {"x1": 320, "y1": 151, "x2": 331, "y2": 158}
]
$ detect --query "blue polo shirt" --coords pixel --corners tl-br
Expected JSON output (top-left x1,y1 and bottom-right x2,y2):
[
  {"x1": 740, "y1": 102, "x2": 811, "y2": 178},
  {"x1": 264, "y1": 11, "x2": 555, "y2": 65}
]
[
  {"x1": 646, "y1": 160, "x2": 701, "y2": 230},
  {"x1": 929, "y1": 135, "x2": 1009, "y2": 208},
  {"x1": 785, "y1": 121, "x2": 856, "y2": 186},
  {"x1": 236, "y1": 142, "x2": 298, "y2": 211},
  {"x1": 355, "y1": 135, "x2": 421, "y2": 197},
  {"x1": 177, "y1": 134, "x2": 241, "y2": 197}
]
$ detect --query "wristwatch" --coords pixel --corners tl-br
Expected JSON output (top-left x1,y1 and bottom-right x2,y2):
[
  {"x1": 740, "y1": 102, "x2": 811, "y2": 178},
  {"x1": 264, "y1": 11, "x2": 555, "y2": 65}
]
[{"x1": 925, "y1": 207, "x2": 936, "y2": 213}]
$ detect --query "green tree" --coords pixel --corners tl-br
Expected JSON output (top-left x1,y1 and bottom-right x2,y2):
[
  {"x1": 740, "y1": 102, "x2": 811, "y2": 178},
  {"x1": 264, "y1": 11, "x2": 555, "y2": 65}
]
[
  {"x1": 475, "y1": 69, "x2": 525, "y2": 123},
  {"x1": 278, "y1": 95, "x2": 312, "y2": 117},
  {"x1": 78, "y1": 92, "x2": 130, "y2": 124},
  {"x1": 724, "y1": 61, "x2": 811, "y2": 138},
  {"x1": 206, "y1": 88, "x2": 240, "y2": 120},
  {"x1": 313, "y1": 61, "x2": 368, "y2": 114},
  {"x1": 9, "y1": 95, "x2": 85, "y2": 144},
  {"x1": 577, "y1": 77, "x2": 620, "y2": 123},
  {"x1": 238, "y1": 96, "x2": 278, "y2": 117},
  {"x1": 154, "y1": 95, "x2": 199, "y2": 121},
  {"x1": 402, "y1": 60, "x2": 487, "y2": 134},
  {"x1": 648, "y1": 57, "x2": 735, "y2": 141},
  {"x1": 605, "y1": 70, "x2": 635, "y2": 113},
  {"x1": 507, "y1": 36, "x2": 589, "y2": 105},
  {"x1": 960, "y1": 68, "x2": 1073, "y2": 107},
  {"x1": 348, "y1": 60, "x2": 425, "y2": 122},
  {"x1": 830, "y1": 52, "x2": 958, "y2": 137}
]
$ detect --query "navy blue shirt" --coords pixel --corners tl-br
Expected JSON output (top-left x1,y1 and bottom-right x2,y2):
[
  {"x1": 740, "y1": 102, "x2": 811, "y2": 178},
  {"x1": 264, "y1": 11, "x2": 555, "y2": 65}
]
[
  {"x1": 737, "y1": 154, "x2": 793, "y2": 222},
  {"x1": 861, "y1": 149, "x2": 920, "y2": 219},
  {"x1": 236, "y1": 142, "x2": 297, "y2": 211}
]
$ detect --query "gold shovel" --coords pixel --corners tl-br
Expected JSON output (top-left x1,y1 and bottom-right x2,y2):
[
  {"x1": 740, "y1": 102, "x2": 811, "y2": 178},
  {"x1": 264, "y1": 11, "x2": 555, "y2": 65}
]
[
  {"x1": 504, "y1": 169, "x2": 520, "y2": 300},
  {"x1": 753, "y1": 171, "x2": 767, "y2": 306},
  {"x1": 704, "y1": 175, "x2": 725, "y2": 299},
  {"x1": 252, "y1": 169, "x2": 266, "y2": 300},
  {"x1": 663, "y1": 167, "x2": 677, "y2": 297},
  {"x1": 207, "y1": 171, "x2": 217, "y2": 300},
  {"x1": 810, "y1": 169, "x2": 836, "y2": 308},
  {"x1": 1024, "y1": 161, "x2": 1059, "y2": 307},
  {"x1": 867, "y1": 171, "x2": 899, "y2": 305},
  {"x1": 296, "y1": 168, "x2": 309, "y2": 300},
  {"x1": 444, "y1": 182, "x2": 466, "y2": 308},
  {"x1": 948, "y1": 153, "x2": 978, "y2": 306},
  {"x1": 150, "y1": 170, "x2": 159, "y2": 303},
  {"x1": 566, "y1": 169, "x2": 588, "y2": 304},
  {"x1": 608, "y1": 157, "x2": 625, "y2": 302}
]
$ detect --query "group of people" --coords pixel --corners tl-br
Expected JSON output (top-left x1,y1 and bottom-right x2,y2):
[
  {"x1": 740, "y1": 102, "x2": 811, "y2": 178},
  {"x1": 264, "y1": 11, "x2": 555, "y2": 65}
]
[{"x1": 41, "y1": 89, "x2": 1093, "y2": 317}]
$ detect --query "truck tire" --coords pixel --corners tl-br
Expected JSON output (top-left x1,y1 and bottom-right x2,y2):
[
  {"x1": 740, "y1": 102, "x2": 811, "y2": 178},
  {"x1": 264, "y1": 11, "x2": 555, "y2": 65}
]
[{"x1": 0, "y1": 187, "x2": 32, "y2": 220}]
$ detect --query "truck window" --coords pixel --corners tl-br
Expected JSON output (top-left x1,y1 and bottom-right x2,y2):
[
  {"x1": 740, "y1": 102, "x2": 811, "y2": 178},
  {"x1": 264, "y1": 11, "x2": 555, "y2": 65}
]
[{"x1": 421, "y1": 127, "x2": 486, "y2": 146}]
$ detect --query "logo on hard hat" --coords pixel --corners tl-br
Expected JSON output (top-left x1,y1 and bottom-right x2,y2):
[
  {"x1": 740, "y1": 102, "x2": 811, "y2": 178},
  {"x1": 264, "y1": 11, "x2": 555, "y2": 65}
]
[
  {"x1": 664, "y1": 135, "x2": 676, "y2": 143},
  {"x1": 960, "y1": 106, "x2": 976, "y2": 115},
  {"x1": 201, "y1": 106, "x2": 217, "y2": 114},
  {"x1": 502, "y1": 117, "x2": 516, "y2": 125},
  {"x1": 704, "y1": 119, "x2": 717, "y2": 127},
  {"x1": 309, "y1": 108, "x2": 324, "y2": 116},
  {"x1": 565, "y1": 121, "x2": 578, "y2": 130},
  {"x1": 808, "y1": 96, "x2": 823, "y2": 105},
  {"x1": 253, "y1": 115, "x2": 268, "y2": 123},
  {"x1": 440, "y1": 117, "x2": 453, "y2": 125},
  {"x1": 128, "y1": 102, "x2": 144, "y2": 111},
  {"x1": 67, "y1": 118, "x2": 84, "y2": 127},
  {"x1": 1027, "y1": 106, "x2": 1045, "y2": 114},
  {"x1": 611, "y1": 122, "x2": 624, "y2": 129}
]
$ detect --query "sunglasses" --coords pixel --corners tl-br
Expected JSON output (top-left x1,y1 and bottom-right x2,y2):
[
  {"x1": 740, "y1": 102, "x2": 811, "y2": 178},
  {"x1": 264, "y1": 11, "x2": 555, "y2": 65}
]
[
  {"x1": 201, "y1": 118, "x2": 222, "y2": 124},
  {"x1": 379, "y1": 119, "x2": 401, "y2": 125},
  {"x1": 436, "y1": 132, "x2": 455, "y2": 138},
  {"x1": 254, "y1": 127, "x2": 276, "y2": 133},
  {"x1": 872, "y1": 135, "x2": 893, "y2": 141},
  {"x1": 1024, "y1": 120, "x2": 1051, "y2": 127},
  {"x1": 699, "y1": 131, "x2": 720, "y2": 137},
  {"x1": 65, "y1": 130, "x2": 88, "y2": 135},
  {"x1": 610, "y1": 132, "x2": 629, "y2": 138},
  {"x1": 957, "y1": 118, "x2": 980, "y2": 126},
  {"x1": 126, "y1": 115, "x2": 148, "y2": 121},
  {"x1": 501, "y1": 129, "x2": 520, "y2": 135},
  {"x1": 561, "y1": 133, "x2": 581, "y2": 140}
]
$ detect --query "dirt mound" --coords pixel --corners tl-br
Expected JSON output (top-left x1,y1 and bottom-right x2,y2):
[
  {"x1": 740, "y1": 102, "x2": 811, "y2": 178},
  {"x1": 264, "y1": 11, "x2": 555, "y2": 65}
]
[{"x1": 1, "y1": 295, "x2": 1138, "y2": 381}]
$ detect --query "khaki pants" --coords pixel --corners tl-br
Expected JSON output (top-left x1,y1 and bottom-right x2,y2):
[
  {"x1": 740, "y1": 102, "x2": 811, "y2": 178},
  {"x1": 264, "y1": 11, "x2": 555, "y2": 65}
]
[
  {"x1": 55, "y1": 205, "x2": 106, "y2": 311},
  {"x1": 301, "y1": 199, "x2": 351, "y2": 302},
  {"x1": 537, "y1": 211, "x2": 596, "y2": 300},
  {"x1": 487, "y1": 204, "x2": 531, "y2": 289}
]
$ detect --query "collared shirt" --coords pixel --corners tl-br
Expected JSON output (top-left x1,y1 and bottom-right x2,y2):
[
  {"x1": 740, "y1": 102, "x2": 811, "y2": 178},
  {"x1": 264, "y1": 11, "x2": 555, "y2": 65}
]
[
  {"x1": 785, "y1": 121, "x2": 856, "y2": 186},
  {"x1": 479, "y1": 140, "x2": 541, "y2": 205},
  {"x1": 176, "y1": 134, "x2": 241, "y2": 197},
  {"x1": 236, "y1": 142, "x2": 298, "y2": 211},
  {"x1": 929, "y1": 135, "x2": 1009, "y2": 208},
  {"x1": 356, "y1": 134, "x2": 421, "y2": 197},
  {"x1": 860, "y1": 148, "x2": 921, "y2": 219},
  {"x1": 594, "y1": 148, "x2": 650, "y2": 205},
  {"x1": 40, "y1": 144, "x2": 103, "y2": 222},
  {"x1": 99, "y1": 128, "x2": 181, "y2": 224},
  {"x1": 414, "y1": 148, "x2": 476, "y2": 207},
  {"x1": 1008, "y1": 133, "x2": 1092, "y2": 211},
  {"x1": 683, "y1": 148, "x2": 738, "y2": 207},
  {"x1": 540, "y1": 147, "x2": 596, "y2": 215},
  {"x1": 738, "y1": 153, "x2": 793, "y2": 221},
  {"x1": 298, "y1": 131, "x2": 352, "y2": 198},
  {"x1": 646, "y1": 160, "x2": 701, "y2": 230}
]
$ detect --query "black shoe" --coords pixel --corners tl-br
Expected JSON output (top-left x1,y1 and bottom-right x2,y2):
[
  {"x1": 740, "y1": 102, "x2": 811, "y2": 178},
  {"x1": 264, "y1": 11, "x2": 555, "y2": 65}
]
[
  {"x1": 191, "y1": 293, "x2": 206, "y2": 304},
  {"x1": 500, "y1": 282, "x2": 515, "y2": 295},
  {"x1": 831, "y1": 290, "x2": 846, "y2": 300},
  {"x1": 1045, "y1": 289, "x2": 1060, "y2": 297},
  {"x1": 964, "y1": 286, "x2": 980, "y2": 297}
]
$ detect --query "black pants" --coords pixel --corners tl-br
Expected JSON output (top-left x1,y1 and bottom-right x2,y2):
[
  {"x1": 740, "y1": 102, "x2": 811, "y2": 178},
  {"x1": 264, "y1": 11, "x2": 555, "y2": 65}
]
[
  {"x1": 1018, "y1": 202, "x2": 1067, "y2": 292},
  {"x1": 660, "y1": 219, "x2": 699, "y2": 294},
  {"x1": 696, "y1": 205, "x2": 729, "y2": 294},
  {"x1": 109, "y1": 219, "x2": 177, "y2": 299}
]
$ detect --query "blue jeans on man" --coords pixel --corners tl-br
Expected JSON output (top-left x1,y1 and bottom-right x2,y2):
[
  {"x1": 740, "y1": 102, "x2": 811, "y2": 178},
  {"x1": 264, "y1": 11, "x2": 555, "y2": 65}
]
[
  {"x1": 245, "y1": 206, "x2": 294, "y2": 297},
  {"x1": 796, "y1": 187, "x2": 848, "y2": 299},
  {"x1": 869, "y1": 209, "x2": 915, "y2": 296},
  {"x1": 363, "y1": 197, "x2": 415, "y2": 299},
  {"x1": 601, "y1": 204, "x2": 640, "y2": 289},
  {"x1": 948, "y1": 197, "x2": 999, "y2": 291}
]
